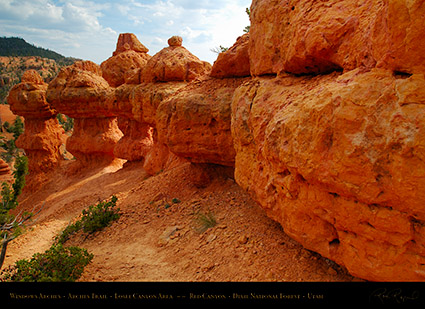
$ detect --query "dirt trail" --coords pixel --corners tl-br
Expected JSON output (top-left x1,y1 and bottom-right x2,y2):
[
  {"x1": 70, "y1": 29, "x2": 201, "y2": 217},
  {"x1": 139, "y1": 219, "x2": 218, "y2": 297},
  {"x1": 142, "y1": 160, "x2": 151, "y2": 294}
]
[{"x1": 4, "y1": 160, "x2": 360, "y2": 282}]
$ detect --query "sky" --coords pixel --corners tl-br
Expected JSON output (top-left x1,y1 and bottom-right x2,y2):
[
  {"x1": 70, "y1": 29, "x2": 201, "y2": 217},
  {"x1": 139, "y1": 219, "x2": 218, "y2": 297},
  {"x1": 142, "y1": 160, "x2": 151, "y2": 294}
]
[{"x1": 0, "y1": 0, "x2": 252, "y2": 64}]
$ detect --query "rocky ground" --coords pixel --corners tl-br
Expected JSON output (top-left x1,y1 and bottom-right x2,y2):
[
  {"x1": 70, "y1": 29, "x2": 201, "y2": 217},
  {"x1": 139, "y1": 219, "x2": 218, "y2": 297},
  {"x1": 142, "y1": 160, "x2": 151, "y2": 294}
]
[{"x1": 4, "y1": 159, "x2": 360, "y2": 282}]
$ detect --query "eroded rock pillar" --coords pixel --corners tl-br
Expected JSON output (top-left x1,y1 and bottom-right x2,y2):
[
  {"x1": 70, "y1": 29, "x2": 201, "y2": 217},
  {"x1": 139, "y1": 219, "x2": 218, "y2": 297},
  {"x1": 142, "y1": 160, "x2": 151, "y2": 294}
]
[
  {"x1": 47, "y1": 61, "x2": 122, "y2": 170},
  {"x1": 7, "y1": 70, "x2": 63, "y2": 187}
]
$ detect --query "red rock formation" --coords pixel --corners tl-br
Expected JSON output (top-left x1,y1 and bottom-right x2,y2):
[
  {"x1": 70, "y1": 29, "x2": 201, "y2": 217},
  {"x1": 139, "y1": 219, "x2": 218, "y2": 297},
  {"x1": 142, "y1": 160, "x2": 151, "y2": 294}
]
[
  {"x1": 113, "y1": 33, "x2": 149, "y2": 56},
  {"x1": 8, "y1": 1, "x2": 425, "y2": 282},
  {"x1": 108, "y1": 84, "x2": 153, "y2": 162},
  {"x1": 129, "y1": 36, "x2": 213, "y2": 174},
  {"x1": 211, "y1": 33, "x2": 250, "y2": 78},
  {"x1": 0, "y1": 158, "x2": 12, "y2": 182},
  {"x1": 101, "y1": 33, "x2": 151, "y2": 87},
  {"x1": 7, "y1": 70, "x2": 64, "y2": 186},
  {"x1": 101, "y1": 34, "x2": 155, "y2": 163},
  {"x1": 47, "y1": 61, "x2": 122, "y2": 167},
  {"x1": 130, "y1": 82, "x2": 186, "y2": 174},
  {"x1": 140, "y1": 36, "x2": 211, "y2": 83},
  {"x1": 226, "y1": 0, "x2": 425, "y2": 282},
  {"x1": 157, "y1": 77, "x2": 249, "y2": 167}
]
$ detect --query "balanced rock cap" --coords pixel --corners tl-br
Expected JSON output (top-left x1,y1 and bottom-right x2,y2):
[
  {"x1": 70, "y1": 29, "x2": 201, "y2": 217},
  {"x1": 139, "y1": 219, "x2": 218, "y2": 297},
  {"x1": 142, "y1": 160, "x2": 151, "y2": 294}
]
[
  {"x1": 168, "y1": 36, "x2": 183, "y2": 47},
  {"x1": 21, "y1": 69, "x2": 45, "y2": 85},
  {"x1": 114, "y1": 33, "x2": 149, "y2": 56}
]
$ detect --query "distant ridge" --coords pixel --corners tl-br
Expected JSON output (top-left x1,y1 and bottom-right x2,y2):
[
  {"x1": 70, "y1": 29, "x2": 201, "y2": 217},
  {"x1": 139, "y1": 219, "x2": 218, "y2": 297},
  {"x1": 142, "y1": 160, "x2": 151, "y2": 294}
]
[
  {"x1": 0, "y1": 37, "x2": 78, "y2": 66},
  {"x1": 0, "y1": 37, "x2": 80, "y2": 104}
]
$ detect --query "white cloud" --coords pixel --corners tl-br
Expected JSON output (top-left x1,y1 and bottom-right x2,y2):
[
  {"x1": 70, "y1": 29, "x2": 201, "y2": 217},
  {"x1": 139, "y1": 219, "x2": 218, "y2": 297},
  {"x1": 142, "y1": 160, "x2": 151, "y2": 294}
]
[
  {"x1": 0, "y1": 0, "x2": 117, "y2": 62},
  {"x1": 0, "y1": 0, "x2": 251, "y2": 64},
  {"x1": 113, "y1": 0, "x2": 251, "y2": 63}
]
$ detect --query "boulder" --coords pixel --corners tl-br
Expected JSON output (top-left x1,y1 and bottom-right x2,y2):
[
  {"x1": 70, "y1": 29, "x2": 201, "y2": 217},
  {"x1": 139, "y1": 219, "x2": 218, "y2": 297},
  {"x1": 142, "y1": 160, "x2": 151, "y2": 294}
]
[
  {"x1": 211, "y1": 33, "x2": 250, "y2": 78},
  {"x1": 8, "y1": 70, "x2": 55, "y2": 118}
]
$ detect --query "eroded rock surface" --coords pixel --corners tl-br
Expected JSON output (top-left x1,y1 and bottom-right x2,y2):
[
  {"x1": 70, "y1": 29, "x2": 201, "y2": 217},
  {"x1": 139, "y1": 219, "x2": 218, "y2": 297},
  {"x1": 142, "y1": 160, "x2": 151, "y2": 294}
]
[
  {"x1": 233, "y1": 0, "x2": 425, "y2": 281},
  {"x1": 232, "y1": 69, "x2": 425, "y2": 281},
  {"x1": 0, "y1": 158, "x2": 12, "y2": 182},
  {"x1": 211, "y1": 33, "x2": 250, "y2": 78},
  {"x1": 249, "y1": 0, "x2": 425, "y2": 76},
  {"x1": 157, "y1": 77, "x2": 249, "y2": 166},
  {"x1": 101, "y1": 33, "x2": 151, "y2": 87},
  {"x1": 140, "y1": 36, "x2": 211, "y2": 83},
  {"x1": 109, "y1": 84, "x2": 153, "y2": 162}
]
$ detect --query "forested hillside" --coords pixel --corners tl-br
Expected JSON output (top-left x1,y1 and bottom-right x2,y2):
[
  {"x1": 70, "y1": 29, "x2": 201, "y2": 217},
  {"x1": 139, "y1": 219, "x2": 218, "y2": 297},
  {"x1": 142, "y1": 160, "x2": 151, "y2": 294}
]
[
  {"x1": 0, "y1": 37, "x2": 77, "y2": 66},
  {"x1": 0, "y1": 37, "x2": 79, "y2": 105}
]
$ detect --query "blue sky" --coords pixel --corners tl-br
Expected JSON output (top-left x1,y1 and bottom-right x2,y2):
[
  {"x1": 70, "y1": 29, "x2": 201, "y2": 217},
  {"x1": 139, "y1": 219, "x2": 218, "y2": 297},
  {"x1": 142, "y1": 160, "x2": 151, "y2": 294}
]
[{"x1": 0, "y1": 0, "x2": 251, "y2": 64}]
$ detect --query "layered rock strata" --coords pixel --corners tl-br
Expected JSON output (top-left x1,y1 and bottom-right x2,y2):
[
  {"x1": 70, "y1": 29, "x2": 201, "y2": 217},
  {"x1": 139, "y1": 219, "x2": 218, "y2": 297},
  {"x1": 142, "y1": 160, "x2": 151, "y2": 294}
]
[{"x1": 7, "y1": 70, "x2": 63, "y2": 185}]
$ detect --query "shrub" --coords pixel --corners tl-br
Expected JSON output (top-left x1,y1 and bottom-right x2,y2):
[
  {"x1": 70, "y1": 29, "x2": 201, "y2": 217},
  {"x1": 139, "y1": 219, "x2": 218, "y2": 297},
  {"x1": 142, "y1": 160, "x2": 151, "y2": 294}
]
[
  {"x1": 1, "y1": 155, "x2": 28, "y2": 212},
  {"x1": 56, "y1": 196, "x2": 120, "y2": 244},
  {"x1": 0, "y1": 243, "x2": 93, "y2": 282},
  {"x1": 0, "y1": 155, "x2": 29, "y2": 269},
  {"x1": 80, "y1": 195, "x2": 120, "y2": 234},
  {"x1": 192, "y1": 211, "x2": 217, "y2": 233}
]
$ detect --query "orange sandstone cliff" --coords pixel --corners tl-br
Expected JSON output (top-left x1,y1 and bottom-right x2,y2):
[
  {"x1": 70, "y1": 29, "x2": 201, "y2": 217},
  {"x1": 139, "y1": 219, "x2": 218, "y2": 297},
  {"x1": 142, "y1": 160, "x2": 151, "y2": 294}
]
[{"x1": 9, "y1": 0, "x2": 425, "y2": 282}]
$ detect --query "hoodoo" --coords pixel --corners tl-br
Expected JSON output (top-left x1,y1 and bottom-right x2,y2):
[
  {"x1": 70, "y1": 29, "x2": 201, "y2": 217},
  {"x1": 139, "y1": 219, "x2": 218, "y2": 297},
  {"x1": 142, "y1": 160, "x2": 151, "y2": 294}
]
[
  {"x1": 7, "y1": 70, "x2": 63, "y2": 187},
  {"x1": 46, "y1": 61, "x2": 122, "y2": 168}
]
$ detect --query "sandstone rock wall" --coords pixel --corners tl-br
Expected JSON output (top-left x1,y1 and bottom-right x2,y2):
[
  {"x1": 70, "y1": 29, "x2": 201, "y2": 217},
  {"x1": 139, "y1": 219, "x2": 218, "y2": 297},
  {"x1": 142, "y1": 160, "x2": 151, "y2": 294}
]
[
  {"x1": 231, "y1": 0, "x2": 425, "y2": 281},
  {"x1": 232, "y1": 70, "x2": 425, "y2": 281}
]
